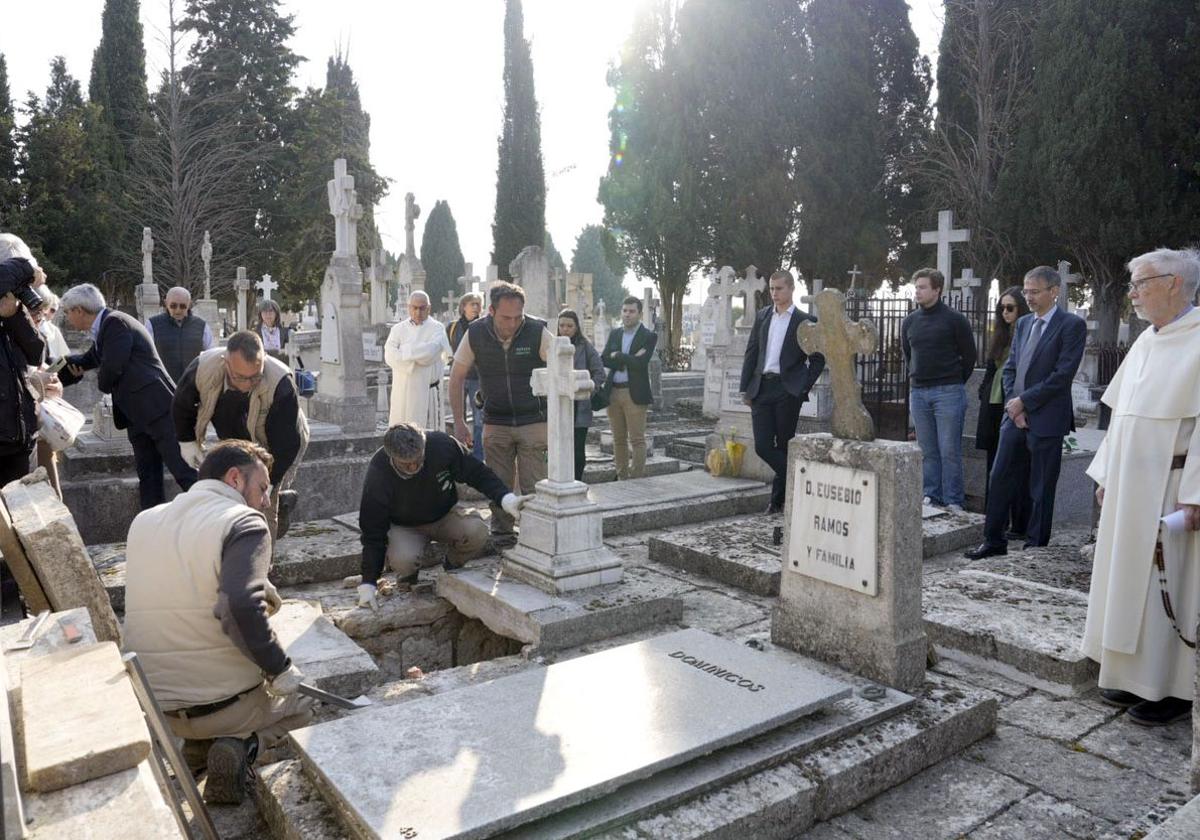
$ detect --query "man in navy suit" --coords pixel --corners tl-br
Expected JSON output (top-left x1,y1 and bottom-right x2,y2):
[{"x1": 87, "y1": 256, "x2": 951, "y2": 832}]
[
  {"x1": 59, "y1": 283, "x2": 198, "y2": 509},
  {"x1": 966, "y1": 265, "x2": 1086, "y2": 557},
  {"x1": 740, "y1": 270, "x2": 825, "y2": 514}
]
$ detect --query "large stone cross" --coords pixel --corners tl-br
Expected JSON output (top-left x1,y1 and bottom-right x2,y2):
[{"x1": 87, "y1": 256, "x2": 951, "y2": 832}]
[
  {"x1": 201, "y1": 231, "x2": 213, "y2": 299},
  {"x1": 404, "y1": 192, "x2": 421, "y2": 256},
  {"x1": 256, "y1": 273, "x2": 277, "y2": 301},
  {"x1": 531, "y1": 336, "x2": 595, "y2": 484},
  {"x1": 707, "y1": 266, "x2": 737, "y2": 343},
  {"x1": 441, "y1": 290, "x2": 457, "y2": 320},
  {"x1": 234, "y1": 266, "x2": 251, "y2": 330},
  {"x1": 1056, "y1": 259, "x2": 1082, "y2": 311},
  {"x1": 458, "y1": 262, "x2": 479, "y2": 295},
  {"x1": 327, "y1": 158, "x2": 363, "y2": 258},
  {"x1": 953, "y1": 267, "x2": 981, "y2": 307},
  {"x1": 846, "y1": 264, "x2": 863, "y2": 291},
  {"x1": 797, "y1": 289, "x2": 879, "y2": 441},
  {"x1": 641, "y1": 286, "x2": 659, "y2": 330},
  {"x1": 141, "y1": 227, "x2": 154, "y2": 284},
  {"x1": 920, "y1": 209, "x2": 970, "y2": 280},
  {"x1": 734, "y1": 265, "x2": 760, "y2": 328}
]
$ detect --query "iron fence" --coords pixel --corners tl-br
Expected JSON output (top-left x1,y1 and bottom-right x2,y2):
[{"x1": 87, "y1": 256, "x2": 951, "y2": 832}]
[{"x1": 1093, "y1": 342, "x2": 1130, "y2": 387}]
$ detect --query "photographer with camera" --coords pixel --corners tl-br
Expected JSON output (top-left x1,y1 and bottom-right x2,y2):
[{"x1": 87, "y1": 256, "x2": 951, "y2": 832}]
[{"x1": 0, "y1": 254, "x2": 48, "y2": 485}]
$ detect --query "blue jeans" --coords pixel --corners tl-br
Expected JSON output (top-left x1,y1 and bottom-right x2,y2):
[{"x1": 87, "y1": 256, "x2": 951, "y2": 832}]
[
  {"x1": 910, "y1": 383, "x2": 967, "y2": 506},
  {"x1": 464, "y1": 378, "x2": 485, "y2": 461}
]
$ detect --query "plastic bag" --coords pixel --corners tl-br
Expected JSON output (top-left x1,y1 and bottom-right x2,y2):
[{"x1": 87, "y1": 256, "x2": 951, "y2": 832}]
[{"x1": 37, "y1": 396, "x2": 85, "y2": 451}]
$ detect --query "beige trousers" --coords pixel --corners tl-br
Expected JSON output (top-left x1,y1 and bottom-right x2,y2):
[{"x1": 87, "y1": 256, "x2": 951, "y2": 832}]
[
  {"x1": 607, "y1": 387, "x2": 648, "y2": 479},
  {"x1": 386, "y1": 506, "x2": 490, "y2": 577},
  {"x1": 483, "y1": 422, "x2": 547, "y2": 533},
  {"x1": 166, "y1": 687, "x2": 313, "y2": 748}
]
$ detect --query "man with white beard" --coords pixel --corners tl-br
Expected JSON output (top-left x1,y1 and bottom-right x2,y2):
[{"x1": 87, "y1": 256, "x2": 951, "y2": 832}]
[
  {"x1": 1083, "y1": 247, "x2": 1200, "y2": 726},
  {"x1": 384, "y1": 290, "x2": 452, "y2": 429}
]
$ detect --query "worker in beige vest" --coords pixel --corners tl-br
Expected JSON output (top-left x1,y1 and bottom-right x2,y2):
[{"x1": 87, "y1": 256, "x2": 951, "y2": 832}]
[
  {"x1": 172, "y1": 331, "x2": 309, "y2": 538},
  {"x1": 123, "y1": 440, "x2": 312, "y2": 805}
]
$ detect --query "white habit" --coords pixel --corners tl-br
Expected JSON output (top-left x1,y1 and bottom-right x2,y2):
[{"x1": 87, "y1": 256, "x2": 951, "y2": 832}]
[
  {"x1": 1082, "y1": 307, "x2": 1200, "y2": 701},
  {"x1": 384, "y1": 316, "x2": 452, "y2": 429}
]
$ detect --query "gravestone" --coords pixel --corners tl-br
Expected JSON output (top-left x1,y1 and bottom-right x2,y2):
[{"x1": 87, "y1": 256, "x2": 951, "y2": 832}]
[
  {"x1": 772, "y1": 289, "x2": 926, "y2": 691},
  {"x1": 593, "y1": 297, "x2": 610, "y2": 348},
  {"x1": 702, "y1": 266, "x2": 738, "y2": 418},
  {"x1": 503, "y1": 336, "x2": 623, "y2": 593},
  {"x1": 510, "y1": 245, "x2": 555, "y2": 321},
  {"x1": 92, "y1": 395, "x2": 117, "y2": 440},
  {"x1": 692, "y1": 295, "x2": 717, "y2": 372},
  {"x1": 1056, "y1": 259, "x2": 1082, "y2": 313},
  {"x1": 193, "y1": 230, "x2": 220, "y2": 337},
  {"x1": 256, "y1": 273, "x2": 277, "y2": 302},
  {"x1": 846, "y1": 264, "x2": 864, "y2": 294},
  {"x1": 641, "y1": 286, "x2": 659, "y2": 330},
  {"x1": 290, "y1": 628, "x2": 849, "y2": 840},
  {"x1": 234, "y1": 266, "x2": 252, "y2": 330},
  {"x1": 134, "y1": 227, "x2": 160, "y2": 323},
  {"x1": 954, "y1": 267, "x2": 981, "y2": 309},
  {"x1": 367, "y1": 247, "x2": 389, "y2": 326},
  {"x1": 565, "y1": 271, "x2": 594, "y2": 337},
  {"x1": 308, "y1": 158, "x2": 375, "y2": 433},
  {"x1": 920, "y1": 209, "x2": 970, "y2": 280}
]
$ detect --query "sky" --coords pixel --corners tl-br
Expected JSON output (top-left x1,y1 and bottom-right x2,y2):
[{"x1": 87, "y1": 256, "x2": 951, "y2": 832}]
[{"x1": 5, "y1": 1, "x2": 944, "y2": 303}]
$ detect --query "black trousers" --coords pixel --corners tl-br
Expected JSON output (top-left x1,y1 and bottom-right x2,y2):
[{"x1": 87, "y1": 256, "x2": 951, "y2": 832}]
[
  {"x1": 983, "y1": 420, "x2": 1062, "y2": 548},
  {"x1": 574, "y1": 427, "x2": 589, "y2": 482},
  {"x1": 129, "y1": 414, "x2": 199, "y2": 509},
  {"x1": 750, "y1": 377, "x2": 801, "y2": 507},
  {"x1": 0, "y1": 447, "x2": 33, "y2": 487}
]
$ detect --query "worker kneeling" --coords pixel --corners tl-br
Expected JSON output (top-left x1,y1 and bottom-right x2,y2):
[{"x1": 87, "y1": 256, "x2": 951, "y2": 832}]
[
  {"x1": 123, "y1": 440, "x2": 312, "y2": 805},
  {"x1": 357, "y1": 422, "x2": 531, "y2": 609}
]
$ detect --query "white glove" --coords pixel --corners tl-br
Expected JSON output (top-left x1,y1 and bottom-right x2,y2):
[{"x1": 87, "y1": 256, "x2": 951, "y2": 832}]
[
  {"x1": 357, "y1": 583, "x2": 378, "y2": 610},
  {"x1": 180, "y1": 441, "x2": 203, "y2": 469},
  {"x1": 263, "y1": 581, "x2": 282, "y2": 617},
  {"x1": 265, "y1": 663, "x2": 304, "y2": 697},
  {"x1": 501, "y1": 493, "x2": 534, "y2": 522}
]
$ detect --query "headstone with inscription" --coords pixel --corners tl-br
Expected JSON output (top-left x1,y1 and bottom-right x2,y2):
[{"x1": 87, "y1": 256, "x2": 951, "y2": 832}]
[
  {"x1": 290, "y1": 628, "x2": 849, "y2": 840},
  {"x1": 510, "y1": 245, "x2": 555, "y2": 321},
  {"x1": 772, "y1": 289, "x2": 925, "y2": 691}
]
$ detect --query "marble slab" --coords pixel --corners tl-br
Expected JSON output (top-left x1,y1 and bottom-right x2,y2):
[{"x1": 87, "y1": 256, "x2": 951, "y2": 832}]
[{"x1": 291, "y1": 627, "x2": 850, "y2": 839}]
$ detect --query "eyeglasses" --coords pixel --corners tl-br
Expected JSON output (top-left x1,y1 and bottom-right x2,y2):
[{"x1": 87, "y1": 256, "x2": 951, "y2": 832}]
[
  {"x1": 1001, "y1": 304, "x2": 1017, "y2": 313},
  {"x1": 1022, "y1": 286, "x2": 1049, "y2": 295},
  {"x1": 225, "y1": 364, "x2": 264, "y2": 385},
  {"x1": 1128, "y1": 273, "x2": 1173, "y2": 293},
  {"x1": 167, "y1": 303, "x2": 189, "y2": 310}
]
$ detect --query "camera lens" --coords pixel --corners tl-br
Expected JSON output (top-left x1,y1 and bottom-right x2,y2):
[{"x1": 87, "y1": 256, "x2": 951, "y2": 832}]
[{"x1": 15, "y1": 283, "x2": 43, "y2": 312}]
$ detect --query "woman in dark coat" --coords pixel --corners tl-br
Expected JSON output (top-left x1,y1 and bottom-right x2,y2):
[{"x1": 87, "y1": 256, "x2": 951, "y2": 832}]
[
  {"x1": 975, "y1": 285, "x2": 1031, "y2": 538},
  {"x1": 557, "y1": 308, "x2": 606, "y2": 482}
]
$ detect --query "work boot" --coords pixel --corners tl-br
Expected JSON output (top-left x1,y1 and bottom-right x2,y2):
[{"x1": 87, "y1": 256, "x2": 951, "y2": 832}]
[
  {"x1": 276, "y1": 490, "x2": 299, "y2": 539},
  {"x1": 181, "y1": 738, "x2": 212, "y2": 777},
  {"x1": 203, "y1": 737, "x2": 250, "y2": 805}
]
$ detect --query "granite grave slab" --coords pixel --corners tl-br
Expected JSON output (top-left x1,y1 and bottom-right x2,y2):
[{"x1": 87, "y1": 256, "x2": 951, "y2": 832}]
[{"x1": 291, "y1": 628, "x2": 850, "y2": 839}]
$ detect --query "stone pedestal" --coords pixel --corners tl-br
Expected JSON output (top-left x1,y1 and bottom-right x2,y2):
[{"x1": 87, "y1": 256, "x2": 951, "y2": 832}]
[
  {"x1": 771, "y1": 433, "x2": 926, "y2": 691},
  {"x1": 310, "y1": 256, "x2": 375, "y2": 433},
  {"x1": 133, "y1": 282, "x2": 159, "y2": 324},
  {"x1": 192, "y1": 298, "x2": 221, "y2": 341},
  {"x1": 234, "y1": 267, "x2": 252, "y2": 330}
]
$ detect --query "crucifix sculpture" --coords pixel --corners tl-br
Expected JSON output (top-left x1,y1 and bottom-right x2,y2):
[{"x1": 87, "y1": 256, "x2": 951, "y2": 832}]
[
  {"x1": 797, "y1": 289, "x2": 879, "y2": 441},
  {"x1": 531, "y1": 336, "x2": 596, "y2": 484},
  {"x1": 327, "y1": 158, "x2": 363, "y2": 258}
]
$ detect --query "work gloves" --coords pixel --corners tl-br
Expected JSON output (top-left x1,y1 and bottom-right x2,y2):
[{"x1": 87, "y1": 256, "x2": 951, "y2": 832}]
[
  {"x1": 180, "y1": 441, "x2": 203, "y2": 469},
  {"x1": 357, "y1": 583, "x2": 378, "y2": 611},
  {"x1": 265, "y1": 663, "x2": 304, "y2": 697},
  {"x1": 501, "y1": 493, "x2": 534, "y2": 522}
]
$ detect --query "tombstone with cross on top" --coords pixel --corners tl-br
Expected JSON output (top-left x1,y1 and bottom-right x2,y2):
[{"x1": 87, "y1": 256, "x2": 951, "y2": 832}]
[
  {"x1": 797, "y1": 289, "x2": 879, "y2": 441},
  {"x1": 734, "y1": 265, "x2": 761, "y2": 328},
  {"x1": 953, "y1": 267, "x2": 981, "y2": 309},
  {"x1": 533, "y1": 336, "x2": 596, "y2": 485},
  {"x1": 256, "y1": 273, "x2": 278, "y2": 302},
  {"x1": 846, "y1": 265, "x2": 863, "y2": 294},
  {"x1": 641, "y1": 286, "x2": 659, "y2": 330},
  {"x1": 708, "y1": 266, "x2": 737, "y2": 345},
  {"x1": 1056, "y1": 260, "x2": 1081, "y2": 312},
  {"x1": 920, "y1": 209, "x2": 970, "y2": 280}
]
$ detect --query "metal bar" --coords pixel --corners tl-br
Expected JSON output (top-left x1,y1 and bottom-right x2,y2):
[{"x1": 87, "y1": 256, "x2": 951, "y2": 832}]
[{"x1": 122, "y1": 652, "x2": 220, "y2": 840}]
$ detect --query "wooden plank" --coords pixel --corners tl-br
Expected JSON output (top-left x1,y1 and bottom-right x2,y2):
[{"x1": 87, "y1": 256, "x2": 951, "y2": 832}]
[{"x1": 0, "y1": 495, "x2": 51, "y2": 613}]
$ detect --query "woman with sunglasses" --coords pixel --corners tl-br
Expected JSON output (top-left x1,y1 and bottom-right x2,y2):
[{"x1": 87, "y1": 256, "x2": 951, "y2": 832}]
[{"x1": 975, "y1": 286, "x2": 1031, "y2": 537}]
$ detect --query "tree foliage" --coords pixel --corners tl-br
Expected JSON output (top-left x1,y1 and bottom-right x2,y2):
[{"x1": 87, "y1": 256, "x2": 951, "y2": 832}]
[
  {"x1": 420, "y1": 200, "x2": 465, "y2": 312},
  {"x1": 570, "y1": 224, "x2": 628, "y2": 314},
  {"x1": 0, "y1": 54, "x2": 19, "y2": 229},
  {"x1": 491, "y1": 0, "x2": 546, "y2": 280},
  {"x1": 89, "y1": 0, "x2": 151, "y2": 170}
]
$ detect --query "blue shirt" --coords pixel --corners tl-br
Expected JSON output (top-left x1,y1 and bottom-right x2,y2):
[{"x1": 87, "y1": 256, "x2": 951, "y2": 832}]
[
  {"x1": 613, "y1": 326, "x2": 638, "y2": 384},
  {"x1": 1155, "y1": 304, "x2": 1195, "y2": 333},
  {"x1": 90, "y1": 307, "x2": 108, "y2": 342}
]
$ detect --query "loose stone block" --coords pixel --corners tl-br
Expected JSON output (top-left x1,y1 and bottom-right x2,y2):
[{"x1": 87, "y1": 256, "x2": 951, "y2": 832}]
[
  {"x1": 19, "y1": 641, "x2": 151, "y2": 792},
  {"x1": 2, "y1": 473, "x2": 121, "y2": 643},
  {"x1": 271, "y1": 601, "x2": 379, "y2": 697},
  {"x1": 23, "y1": 761, "x2": 183, "y2": 839},
  {"x1": 649, "y1": 520, "x2": 782, "y2": 596},
  {"x1": 772, "y1": 434, "x2": 926, "y2": 691},
  {"x1": 290, "y1": 628, "x2": 850, "y2": 839},
  {"x1": 0, "y1": 493, "x2": 50, "y2": 612}
]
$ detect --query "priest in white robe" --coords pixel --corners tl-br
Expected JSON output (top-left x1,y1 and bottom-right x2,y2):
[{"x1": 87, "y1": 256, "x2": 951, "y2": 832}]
[
  {"x1": 1082, "y1": 247, "x2": 1200, "y2": 726},
  {"x1": 385, "y1": 291, "x2": 452, "y2": 430}
]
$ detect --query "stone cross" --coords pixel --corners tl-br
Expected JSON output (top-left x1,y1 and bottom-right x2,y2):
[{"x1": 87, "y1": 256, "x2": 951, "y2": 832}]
[
  {"x1": 458, "y1": 262, "x2": 479, "y2": 295},
  {"x1": 141, "y1": 227, "x2": 154, "y2": 284},
  {"x1": 707, "y1": 266, "x2": 738, "y2": 344},
  {"x1": 201, "y1": 231, "x2": 212, "y2": 299},
  {"x1": 847, "y1": 264, "x2": 863, "y2": 291},
  {"x1": 256, "y1": 274, "x2": 277, "y2": 301},
  {"x1": 327, "y1": 158, "x2": 363, "y2": 258},
  {"x1": 234, "y1": 266, "x2": 251, "y2": 330},
  {"x1": 797, "y1": 289, "x2": 880, "y2": 441},
  {"x1": 642, "y1": 286, "x2": 659, "y2": 330},
  {"x1": 594, "y1": 298, "x2": 609, "y2": 346},
  {"x1": 442, "y1": 291, "x2": 457, "y2": 320},
  {"x1": 734, "y1": 265, "x2": 760, "y2": 328},
  {"x1": 404, "y1": 192, "x2": 421, "y2": 257},
  {"x1": 531, "y1": 336, "x2": 595, "y2": 484},
  {"x1": 953, "y1": 267, "x2": 981, "y2": 307},
  {"x1": 919, "y1": 209, "x2": 970, "y2": 280},
  {"x1": 1056, "y1": 259, "x2": 1082, "y2": 312}
]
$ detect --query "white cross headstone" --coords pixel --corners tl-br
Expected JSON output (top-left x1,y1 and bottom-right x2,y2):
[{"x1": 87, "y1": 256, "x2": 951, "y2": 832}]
[
  {"x1": 327, "y1": 158, "x2": 363, "y2": 258},
  {"x1": 953, "y1": 267, "x2": 981, "y2": 308},
  {"x1": 234, "y1": 266, "x2": 251, "y2": 330},
  {"x1": 847, "y1": 264, "x2": 863, "y2": 291},
  {"x1": 734, "y1": 265, "x2": 760, "y2": 328},
  {"x1": 1056, "y1": 260, "x2": 1082, "y2": 312},
  {"x1": 594, "y1": 298, "x2": 609, "y2": 347},
  {"x1": 920, "y1": 209, "x2": 970, "y2": 280},
  {"x1": 531, "y1": 336, "x2": 596, "y2": 485},
  {"x1": 256, "y1": 273, "x2": 278, "y2": 302},
  {"x1": 708, "y1": 266, "x2": 738, "y2": 345},
  {"x1": 458, "y1": 262, "x2": 479, "y2": 296},
  {"x1": 802, "y1": 277, "x2": 826, "y2": 314},
  {"x1": 442, "y1": 291, "x2": 457, "y2": 321}
]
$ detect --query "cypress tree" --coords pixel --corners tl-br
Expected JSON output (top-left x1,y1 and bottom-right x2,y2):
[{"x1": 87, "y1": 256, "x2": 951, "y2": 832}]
[
  {"x1": 570, "y1": 224, "x2": 628, "y2": 315},
  {"x1": 420, "y1": 200, "x2": 466, "y2": 312},
  {"x1": 0, "y1": 54, "x2": 19, "y2": 228},
  {"x1": 89, "y1": 0, "x2": 150, "y2": 168},
  {"x1": 491, "y1": 0, "x2": 546, "y2": 279}
]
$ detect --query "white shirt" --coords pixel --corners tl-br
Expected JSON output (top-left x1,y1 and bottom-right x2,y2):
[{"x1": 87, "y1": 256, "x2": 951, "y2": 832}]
[{"x1": 763, "y1": 304, "x2": 795, "y2": 375}]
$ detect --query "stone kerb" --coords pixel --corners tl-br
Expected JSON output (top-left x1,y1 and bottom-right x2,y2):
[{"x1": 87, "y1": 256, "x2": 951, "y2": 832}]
[{"x1": 772, "y1": 433, "x2": 926, "y2": 691}]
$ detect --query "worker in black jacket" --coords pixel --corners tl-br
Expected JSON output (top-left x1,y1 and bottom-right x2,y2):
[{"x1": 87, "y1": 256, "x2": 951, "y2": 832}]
[
  {"x1": 356, "y1": 423, "x2": 531, "y2": 609},
  {"x1": 0, "y1": 257, "x2": 47, "y2": 485}
]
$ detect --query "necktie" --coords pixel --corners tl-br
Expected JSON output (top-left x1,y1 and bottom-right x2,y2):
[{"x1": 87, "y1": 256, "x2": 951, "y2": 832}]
[{"x1": 1014, "y1": 318, "x2": 1044, "y2": 394}]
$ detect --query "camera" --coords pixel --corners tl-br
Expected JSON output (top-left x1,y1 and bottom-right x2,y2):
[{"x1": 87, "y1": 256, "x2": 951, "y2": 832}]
[{"x1": 12, "y1": 281, "x2": 43, "y2": 312}]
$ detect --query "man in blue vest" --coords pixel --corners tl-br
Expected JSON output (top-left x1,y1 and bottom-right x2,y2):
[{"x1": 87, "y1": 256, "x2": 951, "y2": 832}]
[
  {"x1": 147, "y1": 287, "x2": 214, "y2": 384},
  {"x1": 449, "y1": 282, "x2": 552, "y2": 542}
]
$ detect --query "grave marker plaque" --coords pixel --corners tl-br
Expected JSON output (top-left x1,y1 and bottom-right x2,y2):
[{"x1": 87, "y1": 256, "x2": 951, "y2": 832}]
[{"x1": 789, "y1": 460, "x2": 878, "y2": 595}]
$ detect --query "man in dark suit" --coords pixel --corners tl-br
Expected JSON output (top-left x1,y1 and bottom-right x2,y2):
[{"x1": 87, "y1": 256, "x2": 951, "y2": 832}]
[
  {"x1": 59, "y1": 283, "x2": 198, "y2": 509},
  {"x1": 966, "y1": 265, "x2": 1086, "y2": 557},
  {"x1": 740, "y1": 269, "x2": 826, "y2": 514},
  {"x1": 600, "y1": 296, "x2": 658, "y2": 479}
]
